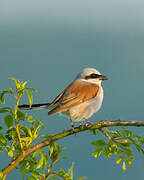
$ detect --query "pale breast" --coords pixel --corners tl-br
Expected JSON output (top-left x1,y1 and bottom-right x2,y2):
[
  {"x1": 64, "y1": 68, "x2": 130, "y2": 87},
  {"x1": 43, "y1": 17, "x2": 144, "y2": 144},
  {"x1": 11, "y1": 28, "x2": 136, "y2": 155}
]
[{"x1": 68, "y1": 86, "x2": 104, "y2": 121}]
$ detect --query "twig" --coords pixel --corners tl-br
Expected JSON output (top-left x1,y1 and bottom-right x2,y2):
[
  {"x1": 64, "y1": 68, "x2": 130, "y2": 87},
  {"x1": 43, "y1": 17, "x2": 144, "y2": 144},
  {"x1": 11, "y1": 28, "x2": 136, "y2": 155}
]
[
  {"x1": 14, "y1": 95, "x2": 24, "y2": 152},
  {"x1": 2, "y1": 120, "x2": 144, "y2": 179}
]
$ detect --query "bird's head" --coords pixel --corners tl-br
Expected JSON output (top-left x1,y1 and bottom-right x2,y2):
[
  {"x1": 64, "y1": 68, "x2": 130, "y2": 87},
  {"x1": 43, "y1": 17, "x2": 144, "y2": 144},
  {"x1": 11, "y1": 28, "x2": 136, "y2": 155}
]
[{"x1": 76, "y1": 68, "x2": 108, "y2": 85}]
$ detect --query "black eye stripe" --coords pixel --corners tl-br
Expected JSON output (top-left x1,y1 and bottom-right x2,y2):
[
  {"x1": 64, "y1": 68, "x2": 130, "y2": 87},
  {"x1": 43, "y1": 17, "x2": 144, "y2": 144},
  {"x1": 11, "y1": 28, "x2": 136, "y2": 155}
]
[{"x1": 85, "y1": 73, "x2": 102, "y2": 79}]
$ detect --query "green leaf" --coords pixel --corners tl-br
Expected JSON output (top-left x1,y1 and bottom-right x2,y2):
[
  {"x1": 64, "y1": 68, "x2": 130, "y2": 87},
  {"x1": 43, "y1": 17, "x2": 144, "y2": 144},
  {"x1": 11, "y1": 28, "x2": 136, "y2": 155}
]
[
  {"x1": 10, "y1": 77, "x2": 18, "y2": 84},
  {"x1": 92, "y1": 139, "x2": 106, "y2": 147},
  {"x1": 25, "y1": 87, "x2": 37, "y2": 92},
  {"x1": 32, "y1": 125, "x2": 40, "y2": 139},
  {"x1": 26, "y1": 115, "x2": 35, "y2": 122},
  {"x1": 122, "y1": 127, "x2": 132, "y2": 137},
  {"x1": 128, "y1": 137, "x2": 136, "y2": 144},
  {"x1": 20, "y1": 126, "x2": 32, "y2": 137},
  {"x1": 57, "y1": 169, "x2": 65, "y2": 176},
  {"x1": 26, "y1": 90, "x2": 33, "y2": 108},
  {"x1": 135, "y1": 135, "x2": 141, "y2": 143},
  {"x1": 122, "y1": 161, "x2": 126, "y2": 171},
  {"x1": 33, "y1": 149, "x2": 42, "y2": 158},
  {"x1": 4, "y1": 114, "x2": 13, "y2": 128},
  {"x1": 17, "y1": 110, "x2": 25, "y2": 120},
  {"x1": 103, "y1": 146, "x2": 112, "y2": 158},
  {"x1": 111, "y1": 130, "x2": 122, "y2": 136},
  {"x1": 49, "y1": 144, "x2": 54, "y2": 158},
  {"x1": 126, "y1": 159, "x2": 132, "y2": 167},
  {"x1": 20, "y1": 164, "x2": 27, "y2": 180},
  {"x1": 30, "y1": 171, "x2": 41, "y2": 180},
  {"x1": 135, "y1": 144, "x2": 141, "y2": 153},
  {"x1": 0, "y1": 147, "x2": 4, "y2": 152},
  {"x1": 0, "y1": 133, "x2": 7, "y2": 145},
  {"x1": 0, "y1": 107, "x2": 9, "y2": 113},
  {"x1": 0, "y1": 93, "x2": 5, "y2": 104},
  {"x1": 124, "y1": 148, "x2": 134, "y2": 160},
  {"x1": 10, "y1": 77, "x2": 21, "y2": 90},
  {"x1": 0, "y1": 88, "x2": 14, "y2": 104},
  {"x1": 35, "y1": 118, "x2": 45, "y2": 128},
  {"x1": 77, "y1": 177, "x2": 87, "y2": 180},
  {"x1": 93, "y1": 148, "x2": 103, "y2": 158},
  {"x1": 114, "y1": 137, "x2": 131, "y2": 146},
  {"x1": 116, "y1": 157, "x2": 123, "y2": 164},
  {"x1": 5, "y1": 128, "x2": 17, "y2": 140},
  {"x1": 41, "y1": 153, "x2": 48, "y2": 172},
  {"x1": 90, "y1": 129, "x2": 96, "y2": 135},
  {"x1": 36, "y1": 155, "x2": 44, "y2": 169},
  {"x1": 67, "y1": 163, "x2": 74, "y2": 180},
  {"x1": 0, "y1": 170, "x2": 3, "y2": 179},
  {"x1": 8, "y1": 150, "x2": 13, "y2": 157},
  {"x1": 60, "y1": 156, "x2": 69, "y2": 160},
  {"x1": 27, "y1": 176, "x2": 36, "y2": 180},
  {"x1": 0, "y1": 126, "x2": 3, "y2": 131},
  {"x1": 140, "y1": 138, "x2": 144, "y2": 144}
]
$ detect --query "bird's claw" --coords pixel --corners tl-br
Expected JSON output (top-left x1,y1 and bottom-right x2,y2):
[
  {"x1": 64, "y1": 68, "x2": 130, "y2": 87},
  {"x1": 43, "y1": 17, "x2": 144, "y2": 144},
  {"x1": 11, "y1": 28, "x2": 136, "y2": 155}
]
[{"x1": 85, "y1": 121, "x2": 93, "y2": 127}]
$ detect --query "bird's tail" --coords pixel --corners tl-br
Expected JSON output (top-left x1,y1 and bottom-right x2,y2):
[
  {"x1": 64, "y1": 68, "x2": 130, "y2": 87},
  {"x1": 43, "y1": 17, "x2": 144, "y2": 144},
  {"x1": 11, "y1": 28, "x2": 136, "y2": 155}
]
[{"x1": 18, "y1": 103, "x2": 51, "y2": 110}]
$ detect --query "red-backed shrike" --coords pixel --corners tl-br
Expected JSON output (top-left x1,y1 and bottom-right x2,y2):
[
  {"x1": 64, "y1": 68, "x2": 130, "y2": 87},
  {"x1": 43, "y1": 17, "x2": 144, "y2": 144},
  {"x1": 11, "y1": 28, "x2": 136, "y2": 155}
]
[{"x1": 19, "y1": 68, "x2": 108, "y2": 128}]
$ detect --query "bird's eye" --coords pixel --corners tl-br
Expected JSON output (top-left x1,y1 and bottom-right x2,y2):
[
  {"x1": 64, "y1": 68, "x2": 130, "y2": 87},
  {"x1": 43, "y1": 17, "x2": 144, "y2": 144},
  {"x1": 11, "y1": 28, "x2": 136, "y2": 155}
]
[
  {"x1": 90, "y1": 73, "x2": 97, "y2": 78},
  {"x1": 90, "y1": 73, "x2": 102, "y2": 79},
  {"x1": 85, "y1": 73, "x2": 101, "y2": 79}
]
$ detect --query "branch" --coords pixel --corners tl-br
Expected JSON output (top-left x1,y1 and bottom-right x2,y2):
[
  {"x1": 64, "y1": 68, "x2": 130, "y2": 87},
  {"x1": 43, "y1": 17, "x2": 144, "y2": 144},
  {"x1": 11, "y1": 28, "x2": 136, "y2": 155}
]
[{"x1": 2, "y1": 120, "x2": 144, "y2": 179}]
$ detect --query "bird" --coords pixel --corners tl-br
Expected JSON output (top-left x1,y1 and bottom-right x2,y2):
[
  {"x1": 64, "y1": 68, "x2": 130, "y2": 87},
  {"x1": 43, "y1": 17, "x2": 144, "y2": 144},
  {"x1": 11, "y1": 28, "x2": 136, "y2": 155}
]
[{"x1": 18, "y1": 68, "x2": 108, "y2": 129}]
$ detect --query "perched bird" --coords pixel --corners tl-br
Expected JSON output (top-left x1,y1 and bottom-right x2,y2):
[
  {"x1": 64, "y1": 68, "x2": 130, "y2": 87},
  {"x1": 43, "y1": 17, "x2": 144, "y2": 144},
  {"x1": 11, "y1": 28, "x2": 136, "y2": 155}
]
[{"x1": 19, "y1": 68, "x2": 108, "y2": 128}]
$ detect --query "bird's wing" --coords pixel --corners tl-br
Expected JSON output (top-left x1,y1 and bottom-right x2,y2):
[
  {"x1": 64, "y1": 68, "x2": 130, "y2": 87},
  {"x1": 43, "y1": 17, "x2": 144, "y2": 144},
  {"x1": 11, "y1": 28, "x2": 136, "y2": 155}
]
[{"x1": 48, "y1": 81, "x2": 99, "y2": 115}]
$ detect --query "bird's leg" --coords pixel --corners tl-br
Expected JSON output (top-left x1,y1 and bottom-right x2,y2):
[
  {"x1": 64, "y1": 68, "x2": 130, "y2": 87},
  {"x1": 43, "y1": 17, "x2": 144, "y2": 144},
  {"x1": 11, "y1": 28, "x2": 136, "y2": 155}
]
[
  {"x1": 84, "y1": 119, "x2": 93, "y2": 127},
  {"x1": 79, "y1": 122, "x2": 85, "y2": 130},
  {"x1": 70, "y1": 118, "x2": 75, "y2": 131}
]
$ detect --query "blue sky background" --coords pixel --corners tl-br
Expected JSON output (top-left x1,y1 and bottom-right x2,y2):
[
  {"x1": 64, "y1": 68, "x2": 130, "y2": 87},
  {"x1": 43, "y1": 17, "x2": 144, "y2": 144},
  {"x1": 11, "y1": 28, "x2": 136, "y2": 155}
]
[{"x1": 0, "y1": 0, "x2": 144, "y2": 179}]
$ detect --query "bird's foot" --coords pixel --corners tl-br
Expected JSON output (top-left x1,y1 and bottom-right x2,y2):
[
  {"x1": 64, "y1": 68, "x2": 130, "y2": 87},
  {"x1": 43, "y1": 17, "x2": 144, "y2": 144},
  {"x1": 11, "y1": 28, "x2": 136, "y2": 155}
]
[
  {"x1": 70, "y1": 123, "x2": 76, "y2": 134},
  {"x1": 70, "y1": 118, "x2": 76, "y2": 133},
  {"x1": 85, "y1": 121, "x2": 93, "y2": 127}
]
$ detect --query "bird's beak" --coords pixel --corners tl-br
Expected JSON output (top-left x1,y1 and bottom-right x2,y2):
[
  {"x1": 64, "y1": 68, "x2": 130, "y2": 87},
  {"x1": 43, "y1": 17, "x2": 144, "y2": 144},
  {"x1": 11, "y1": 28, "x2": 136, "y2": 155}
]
[{"x1": 100, "y1": 75, "x2": 108, "y2": 80}]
